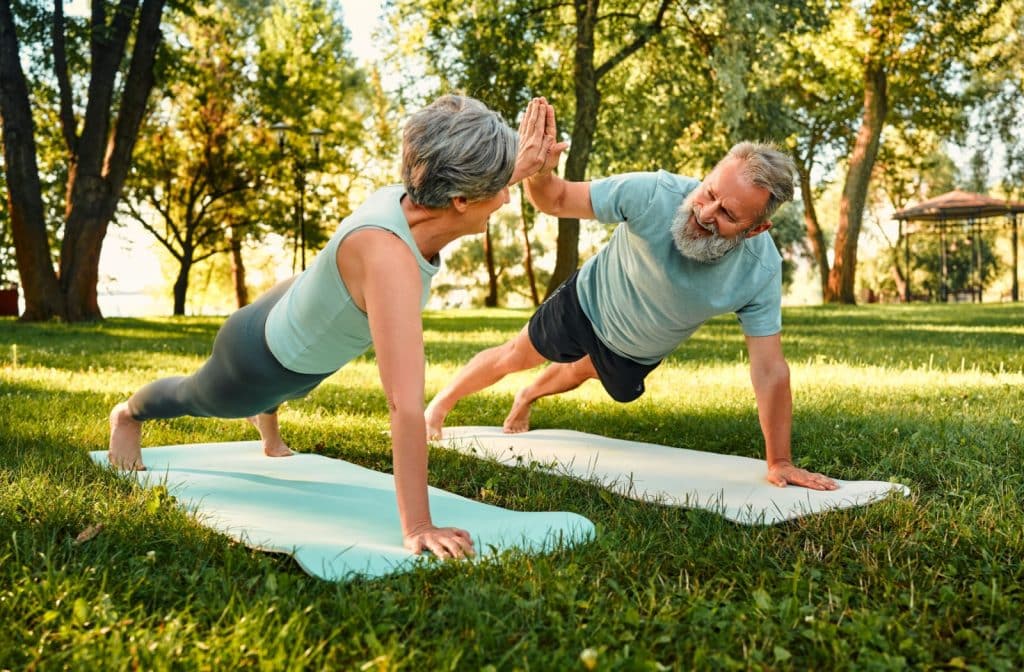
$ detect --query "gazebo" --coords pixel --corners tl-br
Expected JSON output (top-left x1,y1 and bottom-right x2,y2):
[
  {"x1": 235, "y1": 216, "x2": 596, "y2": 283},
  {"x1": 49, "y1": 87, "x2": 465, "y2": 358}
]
[{"x1": 892, "y1": 190, "x2": 1024, "y2": 302}]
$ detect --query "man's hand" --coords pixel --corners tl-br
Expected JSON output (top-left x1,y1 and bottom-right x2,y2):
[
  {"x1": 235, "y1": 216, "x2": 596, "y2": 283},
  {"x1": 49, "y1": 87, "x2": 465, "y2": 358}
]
[
  {"x1": 510, "y1": 97, "x2": 568, "y2": 184},
  {"x1": 403, "y1": 523, "x2": 476, "y2": 559},
  {"x1": 767, "y1": 460, "x2": 838, "y2": 490}
]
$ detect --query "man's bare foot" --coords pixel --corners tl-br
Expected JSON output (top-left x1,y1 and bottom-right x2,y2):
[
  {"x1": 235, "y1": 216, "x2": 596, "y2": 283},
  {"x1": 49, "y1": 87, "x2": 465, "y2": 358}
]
[
  {"x1": 424, "y1": 401, "x2": 447, "y2": 440},
  {"x1": 108, "y1": 402, "x2": 146, "y2": 471},
  {"x1": 502, "y1": 390, "x2": 533, "y2": 433},
  {"x1": 246, "y1": 414, "x2": 293, "y2": 457}
]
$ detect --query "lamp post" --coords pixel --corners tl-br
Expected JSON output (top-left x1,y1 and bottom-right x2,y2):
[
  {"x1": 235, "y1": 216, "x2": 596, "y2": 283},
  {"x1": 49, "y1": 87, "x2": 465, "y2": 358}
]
[{"x1": 270, "y1": 123, "x2": 326, "y2": 271}]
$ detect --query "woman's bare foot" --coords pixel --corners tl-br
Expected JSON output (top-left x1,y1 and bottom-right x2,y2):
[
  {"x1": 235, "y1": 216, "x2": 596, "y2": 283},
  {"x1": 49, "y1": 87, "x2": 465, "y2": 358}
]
[
  {"x1": 108, "y1": 402, "x2": 146, "y2": 470},
  {"x1": 424, "y1": 400, "x2": 447, "y2": 440},
  {"x1": 502, "y1": 390, "x2": 533, "y2": 434},
  {"x1": 246, "y1": 414, "x2": 293, "y2": 457}
]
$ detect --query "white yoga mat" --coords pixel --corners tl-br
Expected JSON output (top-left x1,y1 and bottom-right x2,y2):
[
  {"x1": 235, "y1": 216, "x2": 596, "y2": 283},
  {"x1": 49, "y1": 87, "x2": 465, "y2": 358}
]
[
  {"x1": 89, "y1": 442, "x2": 594, "y2": 581},
  {"x1": 435, "y1": 427, "x2": 910, "y2": 525}
]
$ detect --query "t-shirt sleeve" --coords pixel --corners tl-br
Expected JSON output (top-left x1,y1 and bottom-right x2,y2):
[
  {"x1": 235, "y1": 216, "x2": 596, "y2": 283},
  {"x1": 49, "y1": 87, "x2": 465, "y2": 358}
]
[
  {"x1": 588, "y1": 172, "x2": 662, "y2": 225},
  {"x1": 735, "y1": 271, "x2": 783, "y2": 337}
]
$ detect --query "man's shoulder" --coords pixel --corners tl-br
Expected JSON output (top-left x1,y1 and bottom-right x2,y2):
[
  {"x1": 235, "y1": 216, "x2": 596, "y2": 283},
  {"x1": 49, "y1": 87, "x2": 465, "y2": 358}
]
[
  {"x1": 740, "y1": 232, "x2": 783, "y2": 275},
  {"x1": 590, "y1": 170, "x2": 699, "y2": 222},
  {"x1": 594, "y1": 170, "x2": 698, "y2": 194}
]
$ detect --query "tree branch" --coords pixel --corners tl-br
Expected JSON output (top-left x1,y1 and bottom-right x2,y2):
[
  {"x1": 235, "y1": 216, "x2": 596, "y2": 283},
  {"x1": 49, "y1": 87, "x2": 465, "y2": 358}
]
[
  {"x1": 51, "y1": 0, "x2": 78, "y2": 155},
  {"x1": 595, "y1": 0, "x2": 672, "y2": 80}
]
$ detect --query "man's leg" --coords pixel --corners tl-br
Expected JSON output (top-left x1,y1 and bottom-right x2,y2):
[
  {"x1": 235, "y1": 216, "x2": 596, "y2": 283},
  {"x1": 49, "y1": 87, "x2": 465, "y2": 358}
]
[
  {"x1": 425, "y1": 325, "x2": 547, "y2": 438},
  {"x1": 246, "y1": 412, "x2": 292, "y2": 457},
  {"x1": 503, "y1": 356, "x2": 598, "y2": 433}
]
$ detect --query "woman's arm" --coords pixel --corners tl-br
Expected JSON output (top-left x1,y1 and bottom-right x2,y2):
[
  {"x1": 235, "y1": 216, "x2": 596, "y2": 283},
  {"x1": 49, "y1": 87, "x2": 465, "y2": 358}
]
[
  {"x1": 338, "y1": 229, "x2": 474, "y2": 558},
  {"x1": 521, "y1": 101, "x2": 594, "y2": 219}
]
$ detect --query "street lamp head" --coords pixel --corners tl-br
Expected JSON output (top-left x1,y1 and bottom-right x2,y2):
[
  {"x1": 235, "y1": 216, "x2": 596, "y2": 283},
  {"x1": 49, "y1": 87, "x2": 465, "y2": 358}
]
[
  {"x1": 270, "y1": 121, "x2": 295, "y2": 152},
  {"x1": 309, "y1": 128, "x2": 326, "y2": 161}
]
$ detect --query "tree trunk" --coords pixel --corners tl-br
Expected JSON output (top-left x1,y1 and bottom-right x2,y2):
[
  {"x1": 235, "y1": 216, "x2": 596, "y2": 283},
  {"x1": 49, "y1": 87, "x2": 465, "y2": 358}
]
[
  {"x1": 889, "y1": 261, "x2": 906, "y2": 300},
  {"x1": 545, "y1": 0, "x2": 600, "y2": 299},
  {"x1": 520, "y1": 193, "x2": 540, "y2": 306},
  {"x1": 229, "y1": 228, "x2": 249, "y2": 308},
  {"x1": 797, "y1": 166, "x2": 830, "y2": 299},
  {"x1": 1, "y1": 0, "x2": 167, "y2": 321},
  {"x1": 0, "y1": 0, "x2": 65, "y2": 320},
  {"x1": 543, "y1": 0, "x2": 670, "y2": 299},
  {"x1": 826, "y1": 61, "x2": 888, "y2": 303},
  {"x1": 172, "y1": 259, "x2": 191, "y2": 316},
  {"x1": 483, "y1": 222, "x2": 498, "y2": 307}
]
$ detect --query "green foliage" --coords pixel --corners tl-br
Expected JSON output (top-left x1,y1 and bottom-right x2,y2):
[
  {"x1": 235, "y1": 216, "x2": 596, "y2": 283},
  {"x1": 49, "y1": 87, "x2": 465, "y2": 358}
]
[
  {"x1": 907, "y1": 232, "x2": 1000, "y2": 298},
  {"x1": 2, "y1": 305, "x2": 1024, "y2": 668},
  {"x1": 767, "y1": 202, "x2": 807, "y2": 290},
  {"x1": 117, "y1": 0, "x2": 371, "y2": 311},
  {"x1": 439, "y1": 209, "x2": 550, "y2": 307}
]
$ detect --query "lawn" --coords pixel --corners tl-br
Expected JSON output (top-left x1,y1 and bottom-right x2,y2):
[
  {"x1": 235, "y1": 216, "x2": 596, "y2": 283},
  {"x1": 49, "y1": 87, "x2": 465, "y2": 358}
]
[{"x1": 1, "y1": 303, "x2": 1022, "y2": 670}]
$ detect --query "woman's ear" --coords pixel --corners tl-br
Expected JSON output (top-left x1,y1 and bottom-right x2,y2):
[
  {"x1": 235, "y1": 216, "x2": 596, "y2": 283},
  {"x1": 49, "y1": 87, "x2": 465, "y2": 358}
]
[{"x1": 452, "y1": 196, "x2": 469, "y2": 213}]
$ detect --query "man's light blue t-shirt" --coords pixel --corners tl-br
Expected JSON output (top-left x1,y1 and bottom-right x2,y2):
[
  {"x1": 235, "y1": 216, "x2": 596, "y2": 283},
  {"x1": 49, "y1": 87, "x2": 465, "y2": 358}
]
[{"x1": 577, "y1": 170, "x2": 783, "y2": 364}]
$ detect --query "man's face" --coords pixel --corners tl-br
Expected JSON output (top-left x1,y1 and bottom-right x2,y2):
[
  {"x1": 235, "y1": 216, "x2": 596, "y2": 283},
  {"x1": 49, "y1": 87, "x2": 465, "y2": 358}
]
[{"x1": 671, "y1": 158, "x2": 772, "y2": 263}]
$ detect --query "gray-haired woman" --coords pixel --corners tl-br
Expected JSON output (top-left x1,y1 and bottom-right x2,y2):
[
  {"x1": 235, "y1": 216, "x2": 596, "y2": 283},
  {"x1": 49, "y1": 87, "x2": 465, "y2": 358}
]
[{"x1": 108, "y1": 96, "x2": 565, "y2": 559}]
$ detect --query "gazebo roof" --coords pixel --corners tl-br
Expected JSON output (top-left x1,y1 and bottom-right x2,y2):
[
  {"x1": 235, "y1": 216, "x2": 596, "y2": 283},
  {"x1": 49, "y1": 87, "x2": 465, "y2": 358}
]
[{"x1": 893, "y1": 189, "x2": 1024, "y2": 222}]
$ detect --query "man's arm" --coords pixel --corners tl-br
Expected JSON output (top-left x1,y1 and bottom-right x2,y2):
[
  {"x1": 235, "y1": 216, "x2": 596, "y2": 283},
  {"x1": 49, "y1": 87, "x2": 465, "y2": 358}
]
[{"x1": 746, "y1": 333, "x2": 837, "y2": 490}]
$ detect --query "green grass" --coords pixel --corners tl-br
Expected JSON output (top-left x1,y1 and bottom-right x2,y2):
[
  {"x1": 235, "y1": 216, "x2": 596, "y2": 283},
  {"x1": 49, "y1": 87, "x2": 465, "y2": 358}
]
[{"x1": 1, "y1": 303, "x2": 1022, "y2": 670}]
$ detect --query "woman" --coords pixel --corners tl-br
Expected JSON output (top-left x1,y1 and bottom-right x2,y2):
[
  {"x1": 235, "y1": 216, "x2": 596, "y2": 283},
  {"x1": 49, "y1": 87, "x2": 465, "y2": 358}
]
[{"x1": 108, "y1": 95, "x2": 562, "y2": 560}]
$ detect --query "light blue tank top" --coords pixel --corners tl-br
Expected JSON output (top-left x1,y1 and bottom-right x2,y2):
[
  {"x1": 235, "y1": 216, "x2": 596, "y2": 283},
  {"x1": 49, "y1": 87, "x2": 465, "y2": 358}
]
[{"x1": 264, "y1": 185, "x2": 439, "y2": 374}]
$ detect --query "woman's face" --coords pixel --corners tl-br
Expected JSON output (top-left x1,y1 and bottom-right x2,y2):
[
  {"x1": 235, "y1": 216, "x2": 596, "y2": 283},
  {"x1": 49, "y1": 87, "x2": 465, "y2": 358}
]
[{"x1": 464, "y1": 186, "x2": 511, "y2": 232}]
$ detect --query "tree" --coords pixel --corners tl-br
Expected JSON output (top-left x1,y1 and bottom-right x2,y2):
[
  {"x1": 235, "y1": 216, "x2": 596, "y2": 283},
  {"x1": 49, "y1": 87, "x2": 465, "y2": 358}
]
[
  {"x1": 119, "y1": 3, "x2": 261, "y2": 315},
  {"x1": 969, "y1": 0, "x2": 1024, "y2": 201},
  {"x1": 825, "y1": 0, "x2": 1000, "y2": 303},
  {"x1": 1, "y1": 0, "x2": 170, "y2": 321},
  {"x1": 120, "y1": 0, "x2": 368, "y2": 314}
]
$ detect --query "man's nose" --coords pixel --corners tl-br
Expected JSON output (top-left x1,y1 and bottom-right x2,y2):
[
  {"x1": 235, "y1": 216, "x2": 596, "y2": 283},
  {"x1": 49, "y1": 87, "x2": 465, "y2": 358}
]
[{"x1": 700, "y1": 199, "x2": 720, "y2": 220}]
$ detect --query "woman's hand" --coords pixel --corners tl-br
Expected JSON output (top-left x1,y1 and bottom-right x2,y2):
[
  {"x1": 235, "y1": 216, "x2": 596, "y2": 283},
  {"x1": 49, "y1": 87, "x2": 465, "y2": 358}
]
[
  {"x1": 404, "y1": 523, "x2": 476, "y2": 559},
  {"x1": 509, "y1": 97, "x2": 569, "y2": 185}
]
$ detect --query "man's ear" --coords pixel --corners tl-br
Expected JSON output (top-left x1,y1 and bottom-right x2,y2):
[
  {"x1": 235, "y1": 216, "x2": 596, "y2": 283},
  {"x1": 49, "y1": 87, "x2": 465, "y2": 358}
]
[
  {"x1": 452, "y1": 196, "x2": 469, "y2": 213},
  {"x1": 745, "y1": 219, "x2": 773, "y2": 238}
]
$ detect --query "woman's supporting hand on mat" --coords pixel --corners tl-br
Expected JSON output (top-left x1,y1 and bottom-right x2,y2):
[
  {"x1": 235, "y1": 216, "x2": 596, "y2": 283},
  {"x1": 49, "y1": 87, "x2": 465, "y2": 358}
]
[
  {"x1": 766, "y1": 460, "x2": 838, "y2": 490},
  {"x1": 403, "y1": 523, "x2": 476, "y2": 559}
]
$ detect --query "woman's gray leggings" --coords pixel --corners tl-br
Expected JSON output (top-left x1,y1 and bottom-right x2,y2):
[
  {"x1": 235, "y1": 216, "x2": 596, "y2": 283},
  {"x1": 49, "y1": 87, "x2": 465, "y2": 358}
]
[{"x1": 128, "y1": 280, "x2": 333, "y2": 421}]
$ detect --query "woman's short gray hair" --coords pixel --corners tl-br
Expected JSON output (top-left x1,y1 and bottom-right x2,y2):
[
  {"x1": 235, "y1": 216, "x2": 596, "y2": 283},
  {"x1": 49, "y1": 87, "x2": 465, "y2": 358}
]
[
  {"x1": 402, "y1": 95, "x2": 517, "y2": 209},
  {"x1": 724, "y1": 142, "x2": 796, "y2": 222}
]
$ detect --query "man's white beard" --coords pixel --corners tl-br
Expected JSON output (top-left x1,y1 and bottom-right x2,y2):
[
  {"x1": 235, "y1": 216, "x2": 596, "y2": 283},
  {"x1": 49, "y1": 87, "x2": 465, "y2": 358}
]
[{"x1": 671, "y1": 194, "x2": 744, "y2": 263}]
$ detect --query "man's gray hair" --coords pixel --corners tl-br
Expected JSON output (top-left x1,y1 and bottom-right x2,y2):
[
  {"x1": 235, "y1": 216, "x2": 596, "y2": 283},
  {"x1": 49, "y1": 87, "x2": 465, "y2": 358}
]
[
  {"x1": 724, "y1": 141, "x2": 796, "y2": 223},
  {"x1": 402, "y1": 95, "x2": 517, "y2": 209}
]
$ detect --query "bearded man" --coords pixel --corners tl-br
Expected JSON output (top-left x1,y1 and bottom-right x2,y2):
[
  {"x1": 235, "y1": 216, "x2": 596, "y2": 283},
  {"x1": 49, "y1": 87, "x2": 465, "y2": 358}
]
[{"x1": 425, "y1": 106, "x2": 836, "y2": 491}]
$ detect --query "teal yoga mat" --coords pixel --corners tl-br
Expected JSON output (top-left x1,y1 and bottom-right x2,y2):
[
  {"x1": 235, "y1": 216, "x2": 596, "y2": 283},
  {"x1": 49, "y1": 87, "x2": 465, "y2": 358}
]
[
  {"x1": 435, "y1": 427, "x2": 911, "y2": 525},
  {"x1": 89, "y1": 442, "x2": 595, "y2": 580}
]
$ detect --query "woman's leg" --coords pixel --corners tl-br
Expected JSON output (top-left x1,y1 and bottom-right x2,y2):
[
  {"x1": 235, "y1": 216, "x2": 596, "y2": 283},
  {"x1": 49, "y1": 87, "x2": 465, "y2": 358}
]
[{"x1": 108, "y1": 279, "x2": 327, "y2": 468}]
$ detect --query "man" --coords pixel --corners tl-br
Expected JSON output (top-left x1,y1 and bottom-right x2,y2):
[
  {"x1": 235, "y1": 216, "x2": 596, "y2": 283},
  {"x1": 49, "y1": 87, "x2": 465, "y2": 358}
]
[{"x1": 425, "y1": 103, "x2": 836, "y2": 490}]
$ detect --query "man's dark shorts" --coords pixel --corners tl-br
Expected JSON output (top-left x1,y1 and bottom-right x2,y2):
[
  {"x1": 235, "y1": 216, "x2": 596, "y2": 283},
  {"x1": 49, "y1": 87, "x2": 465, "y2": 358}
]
[{"x1": 527, "y1": 271, "x2": 661, "y2": 403}]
